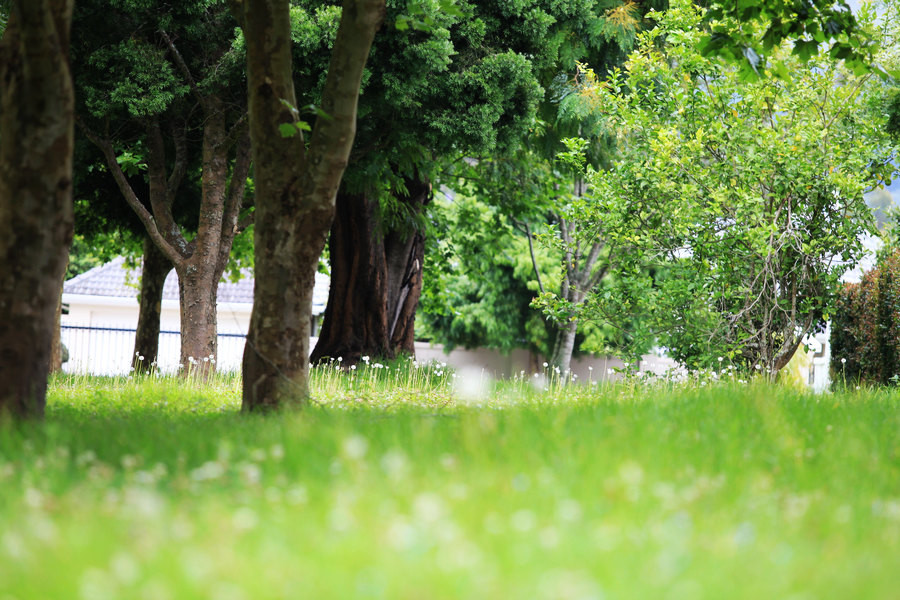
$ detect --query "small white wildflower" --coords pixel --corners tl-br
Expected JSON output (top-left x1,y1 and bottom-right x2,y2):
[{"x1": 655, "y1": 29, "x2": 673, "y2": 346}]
[
  {"x1": 841, "y1": 358, "x2": 847, "y2": 364},
  {"x1": 543, "y1": 362, "x2": 549, "y2": 368},
  {"x1": 270, "y1": 444, "x2": 284, "y2": 460},
  {"x1": 232, "y1": 507, "x2": 258, "y2": 531},
  {"x1": 342, "y1": 435, "x2": 368, "y2": 460},
  {"x1": 717, "y1": 357, "x2": 724, "y2": 363}
]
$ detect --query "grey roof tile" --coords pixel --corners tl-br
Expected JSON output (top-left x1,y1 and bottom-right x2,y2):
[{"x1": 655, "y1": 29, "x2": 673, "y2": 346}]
[{"x1": 64, "y1": 256, "x2": 330, "y2": 314}]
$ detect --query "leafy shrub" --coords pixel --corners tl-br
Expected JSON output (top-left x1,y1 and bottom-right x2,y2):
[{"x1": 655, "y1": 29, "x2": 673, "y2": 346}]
[{"x1": 830, "y1": 250, "x2": 900, "y2": 385}]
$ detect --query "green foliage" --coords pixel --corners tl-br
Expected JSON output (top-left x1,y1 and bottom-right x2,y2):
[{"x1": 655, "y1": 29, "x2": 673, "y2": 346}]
[
  {"x1": 419, "y1": 192, "x2": 556, "y2": 355},
  {"x1": 830, "y1": 250, "x2": 900, "y2": 386},
  {"x1": 286, "y1": 0, "x2": 652, "y2": 214},
  {"x1": 395, "y1": 0, "x2": 467, "y2": 32},
  {"x1": 66, "y1": 232, "x2": 139, "y2": 280},
  {"x1": 700, "y1": 0, "x2": 888, "y2": 79},
  {"x1": 81, "y1": 39, "x2": 187, "y2": 118},
  {"x1": 566, "y1": 0, "x2": 897, "y2": 375}
]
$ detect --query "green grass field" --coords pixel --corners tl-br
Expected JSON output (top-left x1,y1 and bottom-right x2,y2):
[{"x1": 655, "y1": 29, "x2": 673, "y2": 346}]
[{"x1": 2, "y1": 369, "x2": 899, "y2": 599}]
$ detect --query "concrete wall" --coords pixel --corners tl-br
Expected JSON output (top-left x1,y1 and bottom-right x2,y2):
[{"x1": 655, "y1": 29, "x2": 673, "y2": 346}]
[{"x1": 414, "y1": 341, "x2": 678, "y2": 381}]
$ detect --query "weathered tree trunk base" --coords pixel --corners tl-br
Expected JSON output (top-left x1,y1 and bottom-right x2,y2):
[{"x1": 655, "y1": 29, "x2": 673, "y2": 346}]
[
  {"x1": 311, "y1": 178, "x2": 430, "y2": 366},
  {"x1": 176, "y1": 264, "x2": 219, "y2": 379},
  {"x1": 133, "y1": 236, "x2": 173, "y2": 373},
  {"x1": 242, "y1": 209, "x2": 327, "y2": 411}
]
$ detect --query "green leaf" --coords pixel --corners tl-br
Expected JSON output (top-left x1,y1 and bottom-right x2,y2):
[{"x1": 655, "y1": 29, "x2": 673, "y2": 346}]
[{"x1": 278, "y1": 123, "x2": 298, "y2": 138}]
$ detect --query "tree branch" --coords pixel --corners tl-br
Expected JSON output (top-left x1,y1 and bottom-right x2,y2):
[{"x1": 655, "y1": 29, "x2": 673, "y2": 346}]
[
  {"x1": 218, "y1": 128, "x2": 252, "y2": 270},
  {"x1": 159, "y1": 28, "x2": 207, "y2": 110},
  {"x1": 167, "y1": 119, "x2": 188, "y2": 203},
  {"x1": 145, "y1": 119, "x2": 188, "y2": 258},
  {"x1": 77, "y1": 118, "x2": 183, "y2": 266},
  {"x1": 513, "y1": 218, "x2": 545, "y2": 295},
  {"x1": 305, "y1": 0, "x2": 385, "y2": 207},
  {"x1": 222, "y1": 113, "x2": 249, "y2": 151},
  {"x1": 235, "y1": 211, "x2": 255, "y2": 234}
]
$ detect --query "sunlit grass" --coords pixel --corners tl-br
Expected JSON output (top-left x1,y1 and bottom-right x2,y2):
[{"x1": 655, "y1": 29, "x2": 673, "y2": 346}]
[{"x1": 1, "y1": 371, "x2": 899, "y2": 599}]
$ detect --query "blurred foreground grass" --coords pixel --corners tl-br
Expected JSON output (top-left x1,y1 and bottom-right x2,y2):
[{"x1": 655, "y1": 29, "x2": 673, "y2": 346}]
[{"x1": 1, "y1": 370, "x2": 899, "y2": 599}]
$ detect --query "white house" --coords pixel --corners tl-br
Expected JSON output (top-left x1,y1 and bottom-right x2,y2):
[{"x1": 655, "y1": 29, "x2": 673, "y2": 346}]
[{"x1": 61, "y1": 257, "x2": 330, "y2": 374}]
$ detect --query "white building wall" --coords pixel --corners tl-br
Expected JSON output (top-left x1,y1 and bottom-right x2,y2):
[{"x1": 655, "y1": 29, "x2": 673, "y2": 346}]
[{"x1": 61, "y1": 293, "x2": 252, "y2": 375}]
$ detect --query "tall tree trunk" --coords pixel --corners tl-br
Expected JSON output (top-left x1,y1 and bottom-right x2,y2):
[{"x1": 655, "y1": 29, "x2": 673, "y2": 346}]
[
  {"x1": 0, "y1": 0, "x2": 75, "y2": 419},
  {"x1": 311, "y1": 177, "x2": 429, "y2": 365},
  {"x1": 236, "y1": 0, "x2": 384, "y2": 411},
  {"x1": 385, "y1": 179, "x2": 430, "y2": 353},
  {"x1": 176, "y1": 262, "x2": 220, "y2": 373},
  {"x1": 549, "y1": 319, "x2": 578, "y2": 376},
  {"x1": 50, "y1": 284, "x2": 64, "y2": 373},
  {"x1": 174, "y1": 103, "x2": 231, "y2": 377},
  {"x1": 311, "y1": 190, "x2": 390, "y2": 363},
  {"x1": 133, "y1": 235, "x2": 173, "y2": 373}
]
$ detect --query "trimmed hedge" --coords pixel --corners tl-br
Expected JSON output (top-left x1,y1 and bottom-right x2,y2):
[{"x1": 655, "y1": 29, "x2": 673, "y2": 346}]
[{"x1": 830, "y1": 250, "x2": 900, "y2": 386}]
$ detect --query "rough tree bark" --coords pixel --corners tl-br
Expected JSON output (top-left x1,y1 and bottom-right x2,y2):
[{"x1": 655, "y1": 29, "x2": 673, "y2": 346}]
[
  {"x1": 132, "y1": 235, "x2": 174, "y2": 372},
  {"x1": 234, "y1": 0, "x2": 384, "y2": 411},
  {"x1": 0, "y1": 0, "x2": 75, "y2": 419},
  {"x1": 311, "y1": 177, "x2": 430, "y2": 365}
]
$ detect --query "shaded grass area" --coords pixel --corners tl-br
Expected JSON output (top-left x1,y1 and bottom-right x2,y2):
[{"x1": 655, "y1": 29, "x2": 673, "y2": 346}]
[{"x1": 2, "y1": 374, "x2": 900, "y2": 599}]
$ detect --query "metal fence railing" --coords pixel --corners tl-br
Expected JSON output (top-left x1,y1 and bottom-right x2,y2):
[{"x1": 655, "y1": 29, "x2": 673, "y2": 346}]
[{"x1": 61, "y1": 324, "x2": 246, "y2": 375}]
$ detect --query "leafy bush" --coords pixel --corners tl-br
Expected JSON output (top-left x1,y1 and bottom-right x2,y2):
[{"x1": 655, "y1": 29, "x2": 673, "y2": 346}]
[{"x1": 831, "y1": 250, "x2": 900, "y2": 385}]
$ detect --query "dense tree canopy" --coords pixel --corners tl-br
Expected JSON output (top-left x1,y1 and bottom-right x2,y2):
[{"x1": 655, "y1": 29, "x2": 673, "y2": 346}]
[{"x1": 559, "y1": 0, "x2": 897, "y2": 375}]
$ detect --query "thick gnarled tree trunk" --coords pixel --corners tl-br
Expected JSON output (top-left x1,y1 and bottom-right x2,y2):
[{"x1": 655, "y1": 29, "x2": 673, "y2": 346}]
[
  {"x1": 133, "y1": 236, "x2": 173, "y2": 372},
  {"x1": 236, "y1": 0, "x2": 384, "y2": 411},
  {"x1": 311, "y1": 178, "x2": 429, "y2": 365},
  {"x1": 0, "y1": 0, "x2": 75, "y2": 419}
]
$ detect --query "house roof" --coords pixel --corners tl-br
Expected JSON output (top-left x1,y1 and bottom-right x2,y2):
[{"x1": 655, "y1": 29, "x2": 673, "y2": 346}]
[{"x1": 63, "y1": 256, "x2": 331, "y2": 315}]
